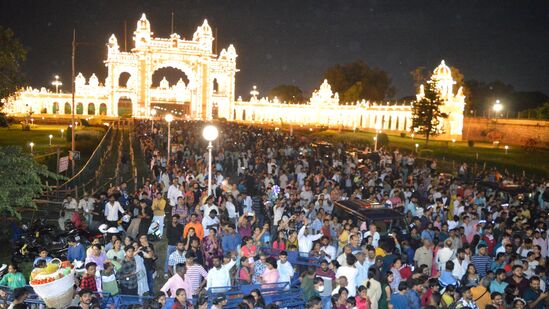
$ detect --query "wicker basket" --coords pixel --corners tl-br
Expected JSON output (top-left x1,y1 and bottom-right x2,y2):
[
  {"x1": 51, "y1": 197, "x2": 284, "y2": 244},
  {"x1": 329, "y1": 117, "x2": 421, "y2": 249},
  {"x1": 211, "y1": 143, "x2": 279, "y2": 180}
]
[{"x1": 30, "y1": 270, "x2": 75, "y2": 308}]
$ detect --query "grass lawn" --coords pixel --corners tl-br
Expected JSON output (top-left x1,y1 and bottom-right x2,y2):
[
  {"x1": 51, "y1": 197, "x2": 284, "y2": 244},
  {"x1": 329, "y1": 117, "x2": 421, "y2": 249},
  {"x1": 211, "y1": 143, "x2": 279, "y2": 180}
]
[
  {"x1": 307, "y1": 129, "x2": 549, "y2": 177},
  {"x1": 0, "y1": 124, "x2": 106, "y2": 173}
]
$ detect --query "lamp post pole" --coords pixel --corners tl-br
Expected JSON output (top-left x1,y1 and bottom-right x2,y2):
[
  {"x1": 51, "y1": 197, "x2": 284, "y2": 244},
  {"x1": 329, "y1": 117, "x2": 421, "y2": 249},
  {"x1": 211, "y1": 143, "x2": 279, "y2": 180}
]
[
  {"x1": 202, "y1": 125, "x2": 219, "y2": 196},
  {"x1": 71, "y1": 29, "x2": 76, "y2": 175},
  {"x1": 207, "y1": 141, "x2": 213, "y2": 196},
  {"x1": 165, "y1": 114, "x2": 174, "y2": 163}
]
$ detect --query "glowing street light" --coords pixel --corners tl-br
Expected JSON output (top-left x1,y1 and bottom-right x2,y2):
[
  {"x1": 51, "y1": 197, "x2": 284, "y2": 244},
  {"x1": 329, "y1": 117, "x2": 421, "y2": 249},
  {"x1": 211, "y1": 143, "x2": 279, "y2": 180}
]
[
  {"x1": 29, "y1": 142, "x2": 35, "y2": 154},
  {"x1": 493, "y1": 100, "x2": 503, "y2": 119},
  {"x1": 250, "y1": 85, "x2": 259, "y2": 100},
  {"x1": 504, "y1": 145, "x2": 509, "y2": 154},
  {"x1": 60, "y1": 128, "x2": 64, "y2": 138},
  {"x1": 51, "y1": 75, "x2": 62, "y2": 93},
  {"x1": 49, "y1": 134, "x2": 53, "y2": 146},
  {"x1": 202, "y1": 125, "x2": 219, "y2": 196},
  {"x1": 165, "y1": 113, "x2": 174, "y2": 160},
  {"x1": 415, "y1": 143, "x2": 419, "y2": 153},
  {"x1": 374, "y1": 123, "x2": 382, "y2": 152},
  {"x1": 30, "y1": 118, "x2": 34, "y2": 125}
]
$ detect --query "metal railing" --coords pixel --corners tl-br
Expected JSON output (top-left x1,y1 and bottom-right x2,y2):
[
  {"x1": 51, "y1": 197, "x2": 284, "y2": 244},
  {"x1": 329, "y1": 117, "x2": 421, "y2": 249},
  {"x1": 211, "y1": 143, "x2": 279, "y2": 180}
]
[{"x1": 55, "y1": 125, "x2": 114, "y2": 198}]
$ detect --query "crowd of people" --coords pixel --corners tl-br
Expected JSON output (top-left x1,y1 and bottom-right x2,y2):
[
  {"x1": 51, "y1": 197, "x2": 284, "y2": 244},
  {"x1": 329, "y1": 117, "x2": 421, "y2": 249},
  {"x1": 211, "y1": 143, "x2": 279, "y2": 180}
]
[{"x1": 2, "y1": 119, "x2": 549, "y2": 309}]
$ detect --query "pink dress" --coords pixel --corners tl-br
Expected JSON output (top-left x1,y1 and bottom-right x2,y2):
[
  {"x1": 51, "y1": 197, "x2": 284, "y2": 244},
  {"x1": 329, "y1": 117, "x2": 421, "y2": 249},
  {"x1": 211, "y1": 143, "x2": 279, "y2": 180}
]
[{"x1": 261, "y1": 268, "x2": 279, "y2": 284}]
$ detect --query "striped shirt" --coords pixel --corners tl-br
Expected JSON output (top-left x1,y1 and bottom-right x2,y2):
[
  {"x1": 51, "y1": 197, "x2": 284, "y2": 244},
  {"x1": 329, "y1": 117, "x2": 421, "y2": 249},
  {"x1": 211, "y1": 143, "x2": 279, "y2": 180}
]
[
  {"x1": 471, "y1": 254, "x2": 491, "y2": 278},
  {"x1": 186, "y1": 264, "x2": 208, "y2": 294}
]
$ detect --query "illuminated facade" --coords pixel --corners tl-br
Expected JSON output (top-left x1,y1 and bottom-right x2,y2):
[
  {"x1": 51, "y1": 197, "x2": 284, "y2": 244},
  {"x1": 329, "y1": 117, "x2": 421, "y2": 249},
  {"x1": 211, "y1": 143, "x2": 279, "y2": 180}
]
[
  {"x1": 6, "y1": 14, "x2": 238, "y2": 119},
  {"x1": 233, "y1": 60, "x2": 465, "y2": 139},
  {"x1": 416, "y1": 60, "x2": 465, "y2": 137},
  {"x1": 5, "y1": 14, "x2": 464, "y2": 139}
]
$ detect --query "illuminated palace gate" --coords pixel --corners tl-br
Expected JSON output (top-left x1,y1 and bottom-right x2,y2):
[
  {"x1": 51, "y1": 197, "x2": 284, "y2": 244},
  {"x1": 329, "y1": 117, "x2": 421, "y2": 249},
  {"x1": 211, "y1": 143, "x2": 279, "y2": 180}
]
[{"x1": 8, "y1": 14, "x2": 238, "y2": 119}]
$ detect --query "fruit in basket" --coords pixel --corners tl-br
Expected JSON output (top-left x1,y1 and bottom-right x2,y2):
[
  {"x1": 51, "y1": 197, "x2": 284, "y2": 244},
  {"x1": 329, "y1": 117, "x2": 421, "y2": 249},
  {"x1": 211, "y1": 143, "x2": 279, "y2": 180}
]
[
  {"x1": 61, "y1": 261, "x2": 71, "y2": 268},
  {"x1": 41, "y1": 263, "x2": 59, "y2": 275}
]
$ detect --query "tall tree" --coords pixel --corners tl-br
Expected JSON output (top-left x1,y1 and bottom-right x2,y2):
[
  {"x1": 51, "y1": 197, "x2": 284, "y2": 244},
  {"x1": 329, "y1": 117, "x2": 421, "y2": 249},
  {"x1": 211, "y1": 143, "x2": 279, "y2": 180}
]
[
  {"x1": 411, "y1": 78, "x2": 448, "y2": 145},
  {"x1": 0, "y1": 26, "x2": 27, "y2": 103},
  {"x1": 323, "y1": 60, "x2": 395, "y2": 102},
  {"x1": 267, "y1": 85, "x2": 305, "y2": 103},
  {"x1": 0, "y1": 147, "x2": 61, "y2": 218}
]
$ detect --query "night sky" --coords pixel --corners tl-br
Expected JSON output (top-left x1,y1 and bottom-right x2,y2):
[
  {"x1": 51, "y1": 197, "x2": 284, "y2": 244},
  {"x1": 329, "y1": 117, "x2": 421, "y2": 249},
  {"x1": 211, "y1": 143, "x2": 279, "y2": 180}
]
[{"x1": 2, "y1": 0, "x2": 549, "y2": 99}]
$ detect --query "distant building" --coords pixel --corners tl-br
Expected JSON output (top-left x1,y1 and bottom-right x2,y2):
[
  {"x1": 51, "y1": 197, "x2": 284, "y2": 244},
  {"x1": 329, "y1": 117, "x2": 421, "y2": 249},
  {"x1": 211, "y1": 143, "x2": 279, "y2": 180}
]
[
  {"x1": 6, "y1": 14, "x2": 464, "y2": 139},
  {"x1": 234, "y1": 60, "x2": 465, "y2": 140},
  {"x1": 6, "y1": 13, "x2": 237, "y2": 120}
]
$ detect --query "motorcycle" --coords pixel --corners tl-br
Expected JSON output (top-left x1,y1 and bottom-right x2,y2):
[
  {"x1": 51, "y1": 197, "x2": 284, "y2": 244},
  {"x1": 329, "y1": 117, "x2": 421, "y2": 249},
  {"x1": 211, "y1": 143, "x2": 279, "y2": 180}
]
[
  {"x1": 63, "y1": 220, "x2": 104, "y2": 245},
  {"x1": 11, "y1": 220, "x2": 68, "y2": 264}
]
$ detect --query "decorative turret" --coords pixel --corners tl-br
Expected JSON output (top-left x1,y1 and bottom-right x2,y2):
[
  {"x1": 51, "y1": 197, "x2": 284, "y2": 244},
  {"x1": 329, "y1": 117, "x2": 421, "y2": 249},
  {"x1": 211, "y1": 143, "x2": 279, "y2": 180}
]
[
  {"x1": 159, "y1": 77, "x2": 169, "y2": 89},
  {"x1": 107, "y1": 34, "x2": 119, "y2": 56},
  {"x1": 310, "y1": 80, "x2": 339, "y2": 106},
  {"x1": 134, "y1": 13, "x2": 153, "y2": 49},
  {"x1": 417, "y1": 60, "x2": 466, "y2": 137},
  {"x1": 75, "y1": 73, "x2": 86, "y2": 89},
  {"x1": 193, "y1": 19, "x2": 214, "y2": 52},
  {"x1": 89, "y1": 74, "x2": 99, "y2": 87},
  {"x1": 226, "y1": 44, "x2": 237, "y2": 62},
  {"x1": 430, "y1": 60, "x2": 455, "y2": 100}
]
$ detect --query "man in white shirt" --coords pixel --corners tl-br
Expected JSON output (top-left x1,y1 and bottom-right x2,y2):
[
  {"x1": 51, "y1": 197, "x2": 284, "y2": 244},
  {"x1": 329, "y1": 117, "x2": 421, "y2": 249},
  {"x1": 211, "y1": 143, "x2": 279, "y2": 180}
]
[
  {"x1": 299, "y1": 185, "x2": 313, "y2": 206},
  {"x1": 79, "y1": 194, "x2": 95, "y2": 226},
  {"x1": 452, "y1": 248, "x2": 469, "y2": 280},
  {"x1": 435, "y1": 239, "x2": 455, "y2": 272},
  {"x1": 243, "y1": 194, "x2": 253, "y2": 214},
  {"x1": 276, "y1": 251, "x2": 294, "y2": 289},
  {"x1": 298, "y1": 218, "x2": 323, "y2": 254},
  {"x1": 104, "y1": 195, "x2": 125, "y2": 227},
  {"x1": 62, "y1": 194, "x2": 78, "y2": 220},
  {"x1": 363, "y1": 224, "x2": 380, "y2": 248},
  {"x1": 335, "y1": 254, "x2": 358, "y2": 297},
  {"x1": 320, "y1": 236, "x2": 337, "y2": 262},
  {"x1": 202, "y1": 196, "x2": 219, "y2": 218},
  {"x1": 167, "y1": 179, "x2": 181, "y2": 207},
  {"x1": 206, "y1": 257, "x2": 231, "y2": 292},
  {"x1": 202, "y1": 209, "x2": 220, "y2": 237}
]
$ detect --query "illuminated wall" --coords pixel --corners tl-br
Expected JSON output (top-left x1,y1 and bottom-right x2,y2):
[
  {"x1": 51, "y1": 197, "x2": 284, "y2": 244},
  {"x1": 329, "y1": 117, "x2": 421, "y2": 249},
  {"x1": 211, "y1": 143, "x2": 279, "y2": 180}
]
[
  {"x1": 6, "y1": 14, "x2": 238, "y2": 120},
  {"x1": 234, "y1": 61, "x2": 465, "y2": 139}
]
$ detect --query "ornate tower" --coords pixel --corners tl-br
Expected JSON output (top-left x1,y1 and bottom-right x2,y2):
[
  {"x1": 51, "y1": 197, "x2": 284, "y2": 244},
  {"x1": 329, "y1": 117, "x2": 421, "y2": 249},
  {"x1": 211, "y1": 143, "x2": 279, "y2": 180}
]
[
  {"x1": 417, "y1": 60, "x2": 465, "y2": 139},
  {"x1": 134, "y1": 13, "x2": 152, "y2": 49}
]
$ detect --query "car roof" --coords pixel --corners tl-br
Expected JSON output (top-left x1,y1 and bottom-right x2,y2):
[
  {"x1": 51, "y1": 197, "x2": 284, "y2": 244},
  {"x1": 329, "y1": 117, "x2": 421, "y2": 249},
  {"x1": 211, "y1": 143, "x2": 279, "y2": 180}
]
[{"x1": 334, "y1": 200, "x2": 404, "y2": 221}]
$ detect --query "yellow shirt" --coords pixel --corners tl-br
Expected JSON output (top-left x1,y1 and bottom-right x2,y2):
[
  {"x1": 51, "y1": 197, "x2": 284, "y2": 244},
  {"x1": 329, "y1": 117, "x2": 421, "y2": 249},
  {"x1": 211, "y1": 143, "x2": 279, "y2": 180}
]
[
  {"x1": 152, "y1": 198, "x2": 166, "y2": 216},
  {"x1": 338, "y1": 230, "x2": 349, "y2": 248},
  {"x1": 375, "y1": 247, "x2": 386, "y2": 257}
]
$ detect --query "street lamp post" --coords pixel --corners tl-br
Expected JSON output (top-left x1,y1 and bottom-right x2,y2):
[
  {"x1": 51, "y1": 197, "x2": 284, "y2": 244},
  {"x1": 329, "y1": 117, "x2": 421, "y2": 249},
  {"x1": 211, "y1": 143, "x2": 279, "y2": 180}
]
[
  {"x1": 51, "y1": 75, "x2": 62, "y2": 93},
  {"x1": 202, "y1": 125, "x2": 219, "y2": 196},
  {"x1": 49, "y1": 134, "x2": 53, "y2": 146},
  {"x1": 415, "y1": 143, "x2": 419, "y2": 154},
  {"x1": 60, "y1": 129, "x2": 64, "y2": 138},
  {"x1": 151, "y1": 108, "x2": 157, "y2": 131},
  {"x1": 504, "y1": 145, "x2": 509, "y2": 154},
  {"x1": 374, "y1": 123, "x2": 382, "y2": 152},
  {"x1": 165, "y1": 114, "x2": 174, "y2": 161},
  {"x1": 493, "y1": 100, "x2": 503, "y2": 120},
  {"x1": 29, "y1": 142, "x2": 35, "y2": 154}
]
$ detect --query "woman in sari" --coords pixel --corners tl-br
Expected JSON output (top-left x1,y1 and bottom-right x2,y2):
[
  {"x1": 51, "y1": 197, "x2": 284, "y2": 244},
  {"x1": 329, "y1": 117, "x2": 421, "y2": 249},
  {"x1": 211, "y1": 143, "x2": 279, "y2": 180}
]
[{"x1": 201, "y1": 227, "x2": 223, "y2": 269}]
